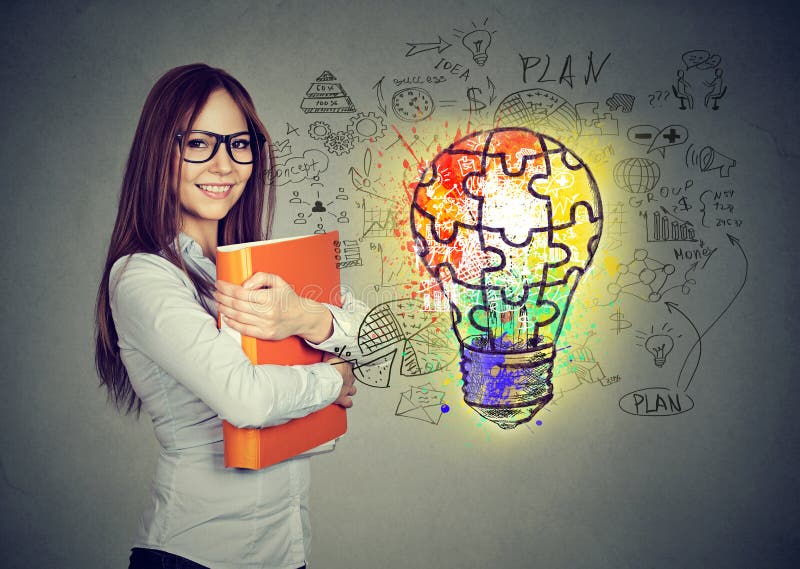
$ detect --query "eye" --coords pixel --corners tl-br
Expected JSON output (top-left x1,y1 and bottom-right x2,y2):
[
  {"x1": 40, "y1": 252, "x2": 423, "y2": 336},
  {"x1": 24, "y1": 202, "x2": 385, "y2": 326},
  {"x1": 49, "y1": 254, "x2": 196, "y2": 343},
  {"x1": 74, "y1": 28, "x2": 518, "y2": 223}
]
[
  {"x1": 186, "y1": 136, "x2": 210, "y2": 148},
  {"x1": 231, "y1": 136, "x2": 252, "y2": 150}
]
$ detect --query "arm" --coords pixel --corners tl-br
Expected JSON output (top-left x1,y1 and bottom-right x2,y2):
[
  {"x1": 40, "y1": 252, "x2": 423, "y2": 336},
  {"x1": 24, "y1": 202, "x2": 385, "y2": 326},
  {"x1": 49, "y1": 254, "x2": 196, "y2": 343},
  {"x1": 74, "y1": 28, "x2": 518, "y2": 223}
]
[
  {"x1": 109, "y1": 254, "x2": 343, "y2": 428},
  {"x1": 304, "y1": 287, "x2": 369, "y2": 354},
  {"x1": 214, "y1": 275, "x2": 369, "y2": 353}
]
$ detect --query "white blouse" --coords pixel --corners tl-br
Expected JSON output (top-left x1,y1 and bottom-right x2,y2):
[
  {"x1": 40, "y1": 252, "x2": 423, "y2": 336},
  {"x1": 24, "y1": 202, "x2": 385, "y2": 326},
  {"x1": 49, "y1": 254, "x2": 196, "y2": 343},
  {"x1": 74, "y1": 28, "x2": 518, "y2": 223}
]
[{"x1": 109, "y1": 232, "x2": 363, "y2": 569}]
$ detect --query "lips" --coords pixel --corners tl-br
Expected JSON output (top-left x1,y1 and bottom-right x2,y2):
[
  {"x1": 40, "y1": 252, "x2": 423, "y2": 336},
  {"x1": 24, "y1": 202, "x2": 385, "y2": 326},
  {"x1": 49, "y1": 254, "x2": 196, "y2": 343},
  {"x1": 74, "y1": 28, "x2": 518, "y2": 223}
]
[
  {"x1": 196, "y1": 183, "x2": 234, "y2": 199},
  {"x1": 197, "y1": 184, "x2": 233, "y2": 193}
]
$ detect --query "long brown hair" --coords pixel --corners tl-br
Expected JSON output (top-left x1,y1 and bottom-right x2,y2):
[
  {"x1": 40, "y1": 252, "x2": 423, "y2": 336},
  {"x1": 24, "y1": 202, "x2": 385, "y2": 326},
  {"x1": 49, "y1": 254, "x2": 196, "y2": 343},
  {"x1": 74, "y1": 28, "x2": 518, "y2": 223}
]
[{"x1": 95, "y1": 63, "x2": 277, "y2": 415}]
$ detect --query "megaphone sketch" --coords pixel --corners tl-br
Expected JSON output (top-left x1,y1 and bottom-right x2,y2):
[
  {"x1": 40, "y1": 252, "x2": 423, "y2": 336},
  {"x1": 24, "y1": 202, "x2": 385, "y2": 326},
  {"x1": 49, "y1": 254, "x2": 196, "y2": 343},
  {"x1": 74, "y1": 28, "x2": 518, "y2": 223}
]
[{"x1": 685, "y1": 144, "x2": 736, "y2": 178}]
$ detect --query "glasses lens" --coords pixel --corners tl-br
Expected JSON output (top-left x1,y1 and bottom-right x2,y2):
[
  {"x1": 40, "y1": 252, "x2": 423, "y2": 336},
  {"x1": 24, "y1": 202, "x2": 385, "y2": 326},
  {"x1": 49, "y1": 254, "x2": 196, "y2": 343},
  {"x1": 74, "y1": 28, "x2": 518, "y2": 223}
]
[
  {"x1": 229, "y1": 133, "x2": 256, "y2": 164},
  {"x1": 181, "y1": 131, "x2": 217, "y2": 162}
]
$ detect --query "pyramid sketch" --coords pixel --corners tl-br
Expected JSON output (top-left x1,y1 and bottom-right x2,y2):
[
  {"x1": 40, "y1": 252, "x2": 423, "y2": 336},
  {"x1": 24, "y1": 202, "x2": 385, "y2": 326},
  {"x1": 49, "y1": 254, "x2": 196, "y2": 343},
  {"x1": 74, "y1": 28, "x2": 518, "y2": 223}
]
[{"x1": 300, "y1": 70, "x2": 356, "y2": 113}]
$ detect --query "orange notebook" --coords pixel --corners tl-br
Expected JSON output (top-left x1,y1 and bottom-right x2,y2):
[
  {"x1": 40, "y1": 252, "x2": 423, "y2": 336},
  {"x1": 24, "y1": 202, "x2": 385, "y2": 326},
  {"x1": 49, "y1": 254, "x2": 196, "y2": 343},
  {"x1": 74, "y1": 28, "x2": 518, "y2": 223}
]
[{"x1": 216, "y1": 230, "x2": 347, "y2": 469}]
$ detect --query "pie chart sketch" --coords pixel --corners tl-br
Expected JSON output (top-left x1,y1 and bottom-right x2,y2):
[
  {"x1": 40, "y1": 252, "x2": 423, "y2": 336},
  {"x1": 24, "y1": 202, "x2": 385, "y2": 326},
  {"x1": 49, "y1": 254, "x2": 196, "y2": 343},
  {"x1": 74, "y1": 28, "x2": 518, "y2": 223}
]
[{"x1": 354, "y1": 298, "x2": 457, "y2": 387}]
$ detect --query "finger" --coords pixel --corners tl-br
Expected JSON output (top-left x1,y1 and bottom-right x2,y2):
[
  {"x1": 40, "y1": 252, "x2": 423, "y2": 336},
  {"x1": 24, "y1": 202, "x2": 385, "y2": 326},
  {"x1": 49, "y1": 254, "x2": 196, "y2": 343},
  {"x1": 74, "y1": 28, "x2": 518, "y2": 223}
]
[
  {"x1": 218, "y1": 288, "x2": 278, "y2": 316},
  {"x1": 212, "y1": 288, "x2": 238, "y2": 309},
  {"x1": 242, "y1": 272, "x2": 287, "y2": 290},
  {"x1": 217, "y1": 304, "x2": 260, "y2": 326},
  {"x1": 214, "y1": 279, "x2": 244, "y2": 297},
  {"x1": 219, "y1": 313, "x2": 261, "y2": 337},
  {"x1": 217, "y1": 281, "x2": 275, "y2": 305}
]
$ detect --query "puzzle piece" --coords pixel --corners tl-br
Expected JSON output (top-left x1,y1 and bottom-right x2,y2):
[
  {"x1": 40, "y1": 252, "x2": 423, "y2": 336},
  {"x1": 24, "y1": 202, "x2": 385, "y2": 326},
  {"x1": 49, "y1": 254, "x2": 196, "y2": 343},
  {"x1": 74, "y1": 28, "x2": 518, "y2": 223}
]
[
  {"x1": 575, "y1": 102, "x2": 619, "y2": 136},
  {"x1": 484, "y1": 129, "x2": 549, "y2": 173},
  {"x1": 414, "y1": 157, "x2": 481, "y2": 240},
  {"x1": 594, "y1": 114, "x2": 619, "y2": 136},
  {"x1": 480, "y1": 154, "x2": 551, "y2": 240},
  {"x1": 482, "y1": 229, "x2": 558, "y2": 302},
  {"x1": 413, "y1": 215, "x2": 502, "y2": 288}
]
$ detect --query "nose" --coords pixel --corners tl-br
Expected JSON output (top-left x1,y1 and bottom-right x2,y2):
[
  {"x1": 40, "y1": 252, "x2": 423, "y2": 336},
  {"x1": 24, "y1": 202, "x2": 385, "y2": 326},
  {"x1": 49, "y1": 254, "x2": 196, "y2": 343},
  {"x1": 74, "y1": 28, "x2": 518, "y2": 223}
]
[{"x1": 208, "y1": 142, "x2": 234, "y2": 174}]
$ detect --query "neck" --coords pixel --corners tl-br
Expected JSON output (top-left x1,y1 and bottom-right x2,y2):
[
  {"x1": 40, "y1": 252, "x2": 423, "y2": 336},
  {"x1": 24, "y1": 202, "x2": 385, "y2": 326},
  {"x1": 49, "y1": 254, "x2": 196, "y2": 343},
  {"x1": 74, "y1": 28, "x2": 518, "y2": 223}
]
[{"x1": 180, "y1": 218, "x2": 218, "y2": 262}]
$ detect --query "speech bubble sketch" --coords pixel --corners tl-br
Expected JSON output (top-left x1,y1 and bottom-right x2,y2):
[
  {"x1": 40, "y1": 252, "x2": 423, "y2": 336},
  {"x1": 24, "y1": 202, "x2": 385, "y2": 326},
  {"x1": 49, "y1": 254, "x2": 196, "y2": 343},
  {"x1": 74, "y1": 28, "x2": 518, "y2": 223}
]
[
  {"x1": 273, "y1": 149, "x2": 330, "y2": 186},
  {"x1": 682, "y1": 49, "x2": 721, "y2": 70},
  {"x1": 650, "y1": 125, "x2": 689, "y2": 155},
  {"x1": 627, "y1": 124, "x2": 688, "y2": 158},
  {"x1": 628, "y1": 124, "x2": 659, "y2": 148}
]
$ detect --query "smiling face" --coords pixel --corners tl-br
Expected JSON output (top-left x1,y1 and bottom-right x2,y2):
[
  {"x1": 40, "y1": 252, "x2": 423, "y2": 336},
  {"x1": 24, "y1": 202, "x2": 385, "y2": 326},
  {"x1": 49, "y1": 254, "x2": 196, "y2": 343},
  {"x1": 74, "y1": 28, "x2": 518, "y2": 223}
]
[{"x1": 174, "y1": 89, "x2": 253, "y2": 241}]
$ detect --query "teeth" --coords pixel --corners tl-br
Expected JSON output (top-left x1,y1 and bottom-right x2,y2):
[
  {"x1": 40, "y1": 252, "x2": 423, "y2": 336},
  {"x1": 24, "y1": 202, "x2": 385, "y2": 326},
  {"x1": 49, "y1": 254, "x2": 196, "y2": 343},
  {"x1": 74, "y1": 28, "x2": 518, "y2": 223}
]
[{"x1": 198, "y1": 184, "x2": 233, "y2": 193}]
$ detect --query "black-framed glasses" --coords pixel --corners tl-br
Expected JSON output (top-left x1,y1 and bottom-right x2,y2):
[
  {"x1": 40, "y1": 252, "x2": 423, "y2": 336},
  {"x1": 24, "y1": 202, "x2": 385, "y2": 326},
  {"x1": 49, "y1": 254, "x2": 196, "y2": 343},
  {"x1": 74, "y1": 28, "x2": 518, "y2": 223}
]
[{"x1": 175, "y1": 130, "x2": 267, "y2": 164}]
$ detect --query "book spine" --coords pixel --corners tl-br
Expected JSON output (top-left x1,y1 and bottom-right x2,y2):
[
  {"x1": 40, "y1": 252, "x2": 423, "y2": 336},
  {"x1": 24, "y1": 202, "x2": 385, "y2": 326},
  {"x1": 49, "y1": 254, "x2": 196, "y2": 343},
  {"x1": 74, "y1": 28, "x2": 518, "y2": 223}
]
[
  {"x1": 216, "y1": 246, "x2": 260, "y2": 469},
  {"x1": 216, "y1": 247, "x2": 257, "y2": 363}
]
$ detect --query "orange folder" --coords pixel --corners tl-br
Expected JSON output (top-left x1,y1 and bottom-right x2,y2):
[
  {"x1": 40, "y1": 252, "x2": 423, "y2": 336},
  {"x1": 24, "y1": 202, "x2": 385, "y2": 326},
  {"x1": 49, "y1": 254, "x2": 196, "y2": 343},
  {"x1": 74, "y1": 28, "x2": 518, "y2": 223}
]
[{"x1": 216, "y1": 231, "x2": 347, "y2": 469}]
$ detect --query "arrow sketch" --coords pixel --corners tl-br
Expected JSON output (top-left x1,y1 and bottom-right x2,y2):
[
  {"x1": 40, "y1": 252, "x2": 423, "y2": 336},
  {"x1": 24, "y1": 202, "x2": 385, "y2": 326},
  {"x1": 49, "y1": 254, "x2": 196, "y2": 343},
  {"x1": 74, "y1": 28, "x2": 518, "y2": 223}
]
[
  {"x1": 676, "y1": 234, "x2": 748, "y2": 393},
  {"x1": 487, "y1": 76, "x2": 496, "y2": 105},
  {"x1": 665, "y1": 301, "x2": 702, "y2": 393},
  {"x1": 373, "y1": 76, "x2": 386, "y2": 116},
  {"x1": 405, "y1": 36, "x2": 452, "y2": 57}
]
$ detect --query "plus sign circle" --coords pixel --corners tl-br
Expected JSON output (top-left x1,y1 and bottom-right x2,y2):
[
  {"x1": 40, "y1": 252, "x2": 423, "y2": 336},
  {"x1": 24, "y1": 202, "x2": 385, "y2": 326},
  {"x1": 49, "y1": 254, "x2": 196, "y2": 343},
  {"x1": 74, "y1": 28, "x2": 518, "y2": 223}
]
[{"x1": 410, "y1": 128, "x2": 603, "y2": 429}]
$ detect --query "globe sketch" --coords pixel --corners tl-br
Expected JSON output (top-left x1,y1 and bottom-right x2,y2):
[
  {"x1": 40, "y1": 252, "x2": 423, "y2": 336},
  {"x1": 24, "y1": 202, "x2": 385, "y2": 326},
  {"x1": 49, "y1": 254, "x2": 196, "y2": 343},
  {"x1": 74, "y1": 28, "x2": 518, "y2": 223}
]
[
  {"x1": 493, "y1": 88, "x2": 578, "y2": 137},
  {"x1": 613, "y1": 157, "x2": 661, "y2": 194}
]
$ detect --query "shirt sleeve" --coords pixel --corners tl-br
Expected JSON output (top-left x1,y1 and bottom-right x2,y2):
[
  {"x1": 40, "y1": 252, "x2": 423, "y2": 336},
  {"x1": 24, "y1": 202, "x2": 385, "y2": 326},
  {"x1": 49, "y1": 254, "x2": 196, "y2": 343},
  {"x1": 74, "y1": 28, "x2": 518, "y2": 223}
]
[
  {"x1": 304, "y1": 286, "x2": 369, "y2": 354},
  {"x1": 109, "y1": 253, "x2": 343, "y2": 428}
]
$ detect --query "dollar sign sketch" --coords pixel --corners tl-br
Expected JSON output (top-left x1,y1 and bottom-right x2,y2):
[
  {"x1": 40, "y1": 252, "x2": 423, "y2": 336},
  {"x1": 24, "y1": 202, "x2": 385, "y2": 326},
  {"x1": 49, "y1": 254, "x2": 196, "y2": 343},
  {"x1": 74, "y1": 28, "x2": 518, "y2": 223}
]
[
  {"x1": 465, "y1": 87, "x2": 487, "y2": 114},
  {"x1": 610, "y1": 307, "x2": 632, "y2": 334}
]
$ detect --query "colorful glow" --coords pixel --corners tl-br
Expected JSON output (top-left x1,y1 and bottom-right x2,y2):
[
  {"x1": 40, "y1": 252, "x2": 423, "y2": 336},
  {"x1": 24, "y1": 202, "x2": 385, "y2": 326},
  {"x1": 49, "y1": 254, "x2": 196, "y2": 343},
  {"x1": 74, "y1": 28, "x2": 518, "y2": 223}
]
[{"x1": 410, "y1": 128, "x2": 603, "y2": 429}]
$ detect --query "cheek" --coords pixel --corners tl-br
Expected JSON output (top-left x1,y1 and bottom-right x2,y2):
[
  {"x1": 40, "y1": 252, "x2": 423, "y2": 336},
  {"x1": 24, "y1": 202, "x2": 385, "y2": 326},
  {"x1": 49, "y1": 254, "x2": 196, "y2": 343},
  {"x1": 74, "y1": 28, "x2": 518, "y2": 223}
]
[
  {"x1": 239, "y1": 163, "x2": 253, "y2": 183},
  {"x1": 178, "y1": 161, "x2": 202, "y2": 189}
]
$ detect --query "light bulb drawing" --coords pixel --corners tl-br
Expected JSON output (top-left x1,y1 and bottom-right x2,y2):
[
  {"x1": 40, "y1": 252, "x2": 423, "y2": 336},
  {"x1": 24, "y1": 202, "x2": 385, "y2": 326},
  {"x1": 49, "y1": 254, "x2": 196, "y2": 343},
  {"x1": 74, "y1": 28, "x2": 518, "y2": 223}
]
[
  {"x1": 461, "y1": 29, "x2": 492, "y2": 66},
  {"x1": 637, "y1": 323, "x2": 679, "y2": 367},
  {"x1": 410, "y1": 128, "x2": 603, "y2": 429},
  {"x1": 645, "y1": 335, "x2": 674, "y2": 367},
  {"x1": 454, "y1": 20, "x2": 494, "y2": 66}
]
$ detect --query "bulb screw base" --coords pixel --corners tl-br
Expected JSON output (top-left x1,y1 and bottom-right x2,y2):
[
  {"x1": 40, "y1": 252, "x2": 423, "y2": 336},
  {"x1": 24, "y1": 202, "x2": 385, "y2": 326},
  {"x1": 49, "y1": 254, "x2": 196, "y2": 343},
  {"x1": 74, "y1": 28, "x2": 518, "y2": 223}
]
[{"x1": 459, "y1": 340, "x2": 555, "y2": 429}]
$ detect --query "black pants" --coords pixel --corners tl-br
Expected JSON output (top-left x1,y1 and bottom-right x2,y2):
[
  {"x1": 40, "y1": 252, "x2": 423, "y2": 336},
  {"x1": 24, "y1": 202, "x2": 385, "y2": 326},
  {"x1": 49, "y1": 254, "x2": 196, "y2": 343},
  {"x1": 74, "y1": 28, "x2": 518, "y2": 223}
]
[
  {"x1": 128, "y1": 548, "x2": 209, "y2": 568},
  {"x1": 128, "y1": 548, "x2": 307, "y2": 569}
]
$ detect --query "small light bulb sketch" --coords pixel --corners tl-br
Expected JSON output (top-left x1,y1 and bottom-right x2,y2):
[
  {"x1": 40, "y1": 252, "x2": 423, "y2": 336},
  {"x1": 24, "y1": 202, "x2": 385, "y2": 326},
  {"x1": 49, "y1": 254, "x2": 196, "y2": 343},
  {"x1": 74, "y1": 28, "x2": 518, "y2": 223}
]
[
  {"x1": 636, "y1": 323, "x2": 680, "y2": 367},
  {"x1": 462, "y1": 29, "x2": 492, "y2": 65},
  {"x1": 453, "y1": 19, "x2": 495, "y2": 66},
  {"x1": 644, "y1": 334, "x2": 674, "y2": 367}
]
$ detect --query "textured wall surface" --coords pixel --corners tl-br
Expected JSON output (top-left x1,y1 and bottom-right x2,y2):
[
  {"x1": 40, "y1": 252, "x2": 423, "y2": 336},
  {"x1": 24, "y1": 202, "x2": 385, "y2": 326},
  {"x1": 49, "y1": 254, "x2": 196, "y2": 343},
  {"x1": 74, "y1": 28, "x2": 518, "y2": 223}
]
[{"x1": 0, "y1": 1, "x2": 797, "y2": 568}]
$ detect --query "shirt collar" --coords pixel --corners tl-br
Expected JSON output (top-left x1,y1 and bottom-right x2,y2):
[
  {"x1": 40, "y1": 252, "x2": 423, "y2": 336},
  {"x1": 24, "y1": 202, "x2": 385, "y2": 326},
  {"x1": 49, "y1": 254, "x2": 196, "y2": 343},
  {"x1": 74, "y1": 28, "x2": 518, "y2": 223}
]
[{"x1": 177, "y1": 231, "x2": 205, "y2": 260}]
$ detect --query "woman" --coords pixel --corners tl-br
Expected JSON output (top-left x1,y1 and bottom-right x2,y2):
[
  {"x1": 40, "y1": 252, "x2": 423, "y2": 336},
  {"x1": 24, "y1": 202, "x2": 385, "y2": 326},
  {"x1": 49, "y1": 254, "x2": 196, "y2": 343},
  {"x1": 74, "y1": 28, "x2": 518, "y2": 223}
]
[{"x1": 95, "y1": 64, "x2": 359, "y2": 569}]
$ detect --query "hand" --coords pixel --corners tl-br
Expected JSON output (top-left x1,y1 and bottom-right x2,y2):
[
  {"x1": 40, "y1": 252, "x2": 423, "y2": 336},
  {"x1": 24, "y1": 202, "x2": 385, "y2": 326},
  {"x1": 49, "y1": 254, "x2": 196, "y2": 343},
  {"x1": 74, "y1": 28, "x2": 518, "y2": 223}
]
[
  {"x1": 324, "y1": 352, "x2": 356, "y2": 408},
  {"x1": 214, "y1": 273, "x2": 333, "y2": 342}
]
